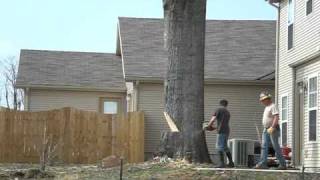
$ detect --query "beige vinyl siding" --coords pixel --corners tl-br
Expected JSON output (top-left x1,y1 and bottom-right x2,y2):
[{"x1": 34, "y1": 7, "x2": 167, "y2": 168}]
[
  {"x1": 137, "y1": 82, "x2": 274, "y2": 154},
  {"x1": 296, "y1": 57, "x2": 320, "y2": 167},
  {"x1": 137, "y1": 83, "x2": 167, "y2": 153},
  {"x1": 28, "y1": 89, "x2": 125, "y2": 112},
  {"x1": 278, "y1": 0, "x2": 320, "y2": 148}
]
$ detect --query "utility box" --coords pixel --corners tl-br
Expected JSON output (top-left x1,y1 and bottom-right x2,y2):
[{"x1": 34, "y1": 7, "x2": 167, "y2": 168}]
[{"x1": 228, "y1": 139, "x2": 259, "y2": 167}]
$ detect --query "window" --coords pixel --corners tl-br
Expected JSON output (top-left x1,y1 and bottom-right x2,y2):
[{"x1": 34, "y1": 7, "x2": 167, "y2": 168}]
[
  {"x1": 288, "y1": 0, "x2": 294, "y2": 50},
  {"x1": 101, "y1": 98, "x2": 119, "y2": 114},
  {"x1": 288, "y1": 0, "x2": 294, "y2": 25},
  {"x1": 306, "y1": 0, "x2": 313, "y2": 15},
  {"x1": 281, "y1": 95, "x2": 288, "y2": 146},
  {"x1": 308, "y1": 75, "x2": 318, "y2": 141}
]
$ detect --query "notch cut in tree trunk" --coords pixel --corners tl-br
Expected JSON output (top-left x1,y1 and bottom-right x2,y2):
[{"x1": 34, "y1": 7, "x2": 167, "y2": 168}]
[{"x1": 163, "y1": 112, "x2": 179, "y2": 132}]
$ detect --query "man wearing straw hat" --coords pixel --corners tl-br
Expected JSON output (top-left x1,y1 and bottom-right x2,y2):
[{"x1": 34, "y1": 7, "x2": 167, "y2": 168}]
[{"x1": 255, "y1": 92, "x2": 286, "y2": 170}]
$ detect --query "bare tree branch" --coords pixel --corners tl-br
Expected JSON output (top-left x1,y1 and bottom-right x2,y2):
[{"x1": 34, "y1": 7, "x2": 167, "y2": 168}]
[
  {"x1": 2, "y1": 57, "x2": 24, "y2": 110},
  {"x1": 5, "y1": 80, "x2": 10, "y2": 109},
  {"x1": 36, "y1": 125, "x2": 60, "y2": 172}
]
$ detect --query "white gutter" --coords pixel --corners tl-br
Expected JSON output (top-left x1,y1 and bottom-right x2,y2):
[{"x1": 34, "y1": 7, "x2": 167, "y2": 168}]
[
  {"x1": 127, "y1": 77, "x2": 274, "y2": 86},
  {"x1": 267, "y1": 0, "x2": 280, "y2": 104},
  {"x1": 15, "y1": 84, "x2": 127, "y2": 93}
]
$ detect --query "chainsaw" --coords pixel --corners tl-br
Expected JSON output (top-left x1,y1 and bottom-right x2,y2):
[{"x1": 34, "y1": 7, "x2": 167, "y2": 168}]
[{"x1": 203, "y1": 123, "x2": 217, "y2": 131}]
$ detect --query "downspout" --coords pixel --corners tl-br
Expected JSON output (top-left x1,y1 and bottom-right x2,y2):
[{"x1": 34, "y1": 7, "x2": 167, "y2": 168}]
[
  {"x1": 291, "y1": 67, "x2": 297, "y2": 167},
  {"x1": 133, "y1": 81, "x2": 140, "y2": 111},
  {"x1": 268, "y1": 1, "x2": 280, "y2": 104},
  {"x1": 25, "y1": 87, "x2": 30, "y2": 111}
]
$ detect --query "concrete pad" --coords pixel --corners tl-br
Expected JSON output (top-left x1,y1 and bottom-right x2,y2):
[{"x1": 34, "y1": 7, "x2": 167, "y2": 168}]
[{"x1": 195, "y1": 167, "x2": 303, "y2": 173}]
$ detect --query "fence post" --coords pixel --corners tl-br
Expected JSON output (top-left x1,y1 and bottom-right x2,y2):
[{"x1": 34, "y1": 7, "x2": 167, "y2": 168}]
[
  {"x1": 301, "y1": 164, "x2": 305, "y2": 180},
  {"x1": 120, "y1": 157, "x2": 123, "y2": 180}
]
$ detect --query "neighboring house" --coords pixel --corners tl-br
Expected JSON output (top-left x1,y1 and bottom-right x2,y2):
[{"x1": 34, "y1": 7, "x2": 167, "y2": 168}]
[
  {"x1": 16, "y1": 50, "x2": 127, "y2": 114},
  {"x1": 267, "y1": 0, "x2": 320, "y2": 168},
  {"x1": 117, "y1": 18, "x2": 276, "y2": 156},
  {"x1": 17, "y1": 17, "x2": 276, "y2": 158}
]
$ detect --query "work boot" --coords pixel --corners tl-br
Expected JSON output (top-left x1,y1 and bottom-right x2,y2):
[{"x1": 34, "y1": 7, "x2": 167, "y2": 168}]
[
  {"x1": 276, "y1": 165, "x2": 287, "y2": 170},
  {"x1": 226, "y1": 151, "x2": 235, "y2": 168},
  {"x1": 215, "y1": 151, "x2": 225, "y2": 168},
  {"x1": 254, "y1": 164, "x2": 268, "y2": 169}
]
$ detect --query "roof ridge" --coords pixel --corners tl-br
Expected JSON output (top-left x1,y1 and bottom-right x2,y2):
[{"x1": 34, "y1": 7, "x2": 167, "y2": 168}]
[
  {"x1": 21, "y1": 49, "x2": 118, "y2": 56},
  {"x1": 118, "y1": 17, "x2": 276, "y2": 22},
  {"x1": 118, "y1": 16, "x2": 162, "y2": 20}
]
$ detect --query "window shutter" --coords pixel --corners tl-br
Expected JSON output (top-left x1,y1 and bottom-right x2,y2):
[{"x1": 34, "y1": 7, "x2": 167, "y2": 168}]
[
  {"x1": 309, "y1": 110, "x2": 317, "y2": 141},
  {"x1": 306, "y1": 0, "x2": 313, "y2": 15},
  {"x1": 282, "y1": 122, "x2": 288, "y2": 146},
  {"x1": 288, "y1": 24, "x2": 294, "y2": 50}
]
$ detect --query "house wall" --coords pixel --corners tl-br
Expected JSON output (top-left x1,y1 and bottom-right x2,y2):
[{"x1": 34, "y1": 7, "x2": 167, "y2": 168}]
[
  {"x1": 26, "y1": 89, "x2": 126, "y2": 112},
  {"x1": 296, "y1": 57, "x2": 320, "y2": 167},
  {"x1": 278, "y1": 0, "x2": 320, "y2": 166},
  {"x1": 136, "y1": 82, "x2": 274, "y2": 156}
]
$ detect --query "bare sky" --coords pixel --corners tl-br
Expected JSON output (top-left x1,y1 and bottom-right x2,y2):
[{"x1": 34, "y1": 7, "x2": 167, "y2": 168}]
[
  {"x1": 0, "y1": 0, "x2": 277, "y2": 106},
  {"x1": 0, "y1": 0, "x2": 276, "y2": 58}
]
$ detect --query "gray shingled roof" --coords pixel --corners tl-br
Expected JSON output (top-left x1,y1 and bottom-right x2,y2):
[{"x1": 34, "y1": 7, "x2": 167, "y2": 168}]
[
  {"x1": 118, "y1": 17, "x2": 276, "y2": 81},
  {"x1": 16, "y1": 50, "x2": 126, "y2": 91}
]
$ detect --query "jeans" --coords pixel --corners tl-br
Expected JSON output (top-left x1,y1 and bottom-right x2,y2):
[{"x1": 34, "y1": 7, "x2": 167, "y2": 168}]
[
  {"x1": 216, "y1": 133, "x2": 230, "y2": 152},
  {"x1": 259, "y1": 128, "x2": 286, "y2": 167}
]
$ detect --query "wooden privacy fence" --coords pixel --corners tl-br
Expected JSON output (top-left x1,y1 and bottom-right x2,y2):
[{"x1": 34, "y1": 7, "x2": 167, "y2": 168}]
[{"x1": 0, "y1": 107, "x2": 144, "y2": 164}]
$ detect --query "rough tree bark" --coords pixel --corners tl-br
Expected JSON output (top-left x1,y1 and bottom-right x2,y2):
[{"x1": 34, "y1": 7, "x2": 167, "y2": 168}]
[{"x1": 163, "y1": 0, "x2": 211, "y2": 163}]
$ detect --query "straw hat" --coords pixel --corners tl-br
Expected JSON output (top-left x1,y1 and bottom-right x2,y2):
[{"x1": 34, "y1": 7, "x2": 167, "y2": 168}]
[{"x1": 259, "y1": 92, "x2": 272, "y2": 101}]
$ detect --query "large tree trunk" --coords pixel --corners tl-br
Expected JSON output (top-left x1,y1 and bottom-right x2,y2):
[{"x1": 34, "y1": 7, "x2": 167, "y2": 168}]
[{"x1": 163, "y1": 0, "x2": 211, "y2": 163}]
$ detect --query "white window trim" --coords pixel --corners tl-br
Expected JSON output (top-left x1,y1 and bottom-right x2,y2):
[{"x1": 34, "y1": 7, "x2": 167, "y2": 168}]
[
  {"x1": 100, "y1": 97, "x2": 121, "y2": 115},
  {"x1": 287, "y1": 0, "x2": 295, "y2": 51},
  {"x1": 280, "y1": 93, "x2": 289, "y2": 146},
  {"x1": 307, "y1": 73, "x2": 318, "y2": 142}
]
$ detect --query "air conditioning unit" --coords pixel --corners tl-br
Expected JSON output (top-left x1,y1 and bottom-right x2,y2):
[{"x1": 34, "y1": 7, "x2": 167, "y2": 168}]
[{"x1": 228, "y1": 139, "x2": 258, "y2": 167}]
